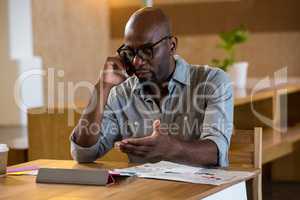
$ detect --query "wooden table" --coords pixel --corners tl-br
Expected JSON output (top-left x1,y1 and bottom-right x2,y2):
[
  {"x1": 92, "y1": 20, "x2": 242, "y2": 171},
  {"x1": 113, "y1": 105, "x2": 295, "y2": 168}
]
[{"x1": 0, "y1": 159, "x2": 258, "y2": 200}]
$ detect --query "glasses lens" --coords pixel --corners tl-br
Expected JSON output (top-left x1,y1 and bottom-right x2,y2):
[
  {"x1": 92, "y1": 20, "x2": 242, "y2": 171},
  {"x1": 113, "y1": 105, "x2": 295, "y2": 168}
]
[
  {"x1": 119, "y1": 49, "x2": 135, "y2": 62},
  {"x1": 138, "y1": 47, "x2": 153, "y2": 60}
]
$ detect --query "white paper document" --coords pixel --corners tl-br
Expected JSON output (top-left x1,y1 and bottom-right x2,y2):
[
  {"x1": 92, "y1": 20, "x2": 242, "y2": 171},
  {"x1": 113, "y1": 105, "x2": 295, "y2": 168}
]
[{"x1": 114, "y1": 161, "x2": 254, "y2": 185}]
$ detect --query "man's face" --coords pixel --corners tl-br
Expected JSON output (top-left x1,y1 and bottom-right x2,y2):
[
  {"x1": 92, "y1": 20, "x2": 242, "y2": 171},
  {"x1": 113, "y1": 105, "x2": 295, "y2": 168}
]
[{"x1": 122, "y1": 30, "x2": 172, "y2": 83}]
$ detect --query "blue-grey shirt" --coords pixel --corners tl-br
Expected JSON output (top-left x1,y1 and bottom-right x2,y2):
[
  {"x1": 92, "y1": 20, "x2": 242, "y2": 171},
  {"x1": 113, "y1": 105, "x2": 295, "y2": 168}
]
[{"x1": 71, "y1": 55, "x2": 233, "y2": 167}]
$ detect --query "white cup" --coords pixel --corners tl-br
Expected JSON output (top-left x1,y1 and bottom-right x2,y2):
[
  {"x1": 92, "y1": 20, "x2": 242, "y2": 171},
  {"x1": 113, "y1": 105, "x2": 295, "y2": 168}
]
[{"x1": 0, "y1": 144, "x2": 9, "y2": 177}]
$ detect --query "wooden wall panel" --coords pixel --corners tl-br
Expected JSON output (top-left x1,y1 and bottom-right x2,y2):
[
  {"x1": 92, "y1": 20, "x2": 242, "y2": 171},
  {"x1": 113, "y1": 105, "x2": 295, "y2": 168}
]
[
  {"x1": 32, "y1": 0, "x2": 110, "y2": 105},
  {"x1": 0, "y1": 0, "x2": 22, "y2": 125},
  {"x1": 110, "y1": 0, "x2": 300, "y2": 38},
  {"x1": 109, "y1": 0, "x2": 300, "y2": 78},
  {"x1": 177, "y1": 33, "x2": 300, "y2": 78},
  {"x1": 111, "y1": 32, "x2": 300, "y2": 78}
]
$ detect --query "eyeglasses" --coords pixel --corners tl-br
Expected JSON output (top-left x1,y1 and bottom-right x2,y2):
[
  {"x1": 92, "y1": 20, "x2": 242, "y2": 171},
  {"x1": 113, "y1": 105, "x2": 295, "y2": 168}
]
[{"x1": 117, "y1": 35, "x2": 172, "y2": 63}]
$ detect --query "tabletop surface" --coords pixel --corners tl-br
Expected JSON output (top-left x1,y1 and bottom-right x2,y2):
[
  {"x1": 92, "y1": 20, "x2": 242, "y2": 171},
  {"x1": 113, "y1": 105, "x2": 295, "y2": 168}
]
[{"x1": 0, "y1": 159, "x2": 258, "y2": 200}]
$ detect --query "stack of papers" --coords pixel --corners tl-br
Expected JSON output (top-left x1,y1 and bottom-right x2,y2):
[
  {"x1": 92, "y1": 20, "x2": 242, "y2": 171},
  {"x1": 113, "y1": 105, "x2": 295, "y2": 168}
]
[
  {"x1": 7, "y1": 166, "x2": 39, "y2": 176},
  {"x1": 114, "y1": 161, "x2": 254, "y2": 185}
]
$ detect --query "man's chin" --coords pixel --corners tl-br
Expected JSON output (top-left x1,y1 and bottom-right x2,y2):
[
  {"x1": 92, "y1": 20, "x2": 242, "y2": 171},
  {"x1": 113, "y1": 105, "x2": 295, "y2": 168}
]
[
  {"x1": 136, "y1": 73, "x2": 154, "y2": 82},
  {"x1": 137, "y1": 77, "x2": 148, "y2": 83}
]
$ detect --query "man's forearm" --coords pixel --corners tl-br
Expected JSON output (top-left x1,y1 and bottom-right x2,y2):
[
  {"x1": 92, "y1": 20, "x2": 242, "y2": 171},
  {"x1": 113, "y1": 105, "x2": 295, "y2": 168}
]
[
  {"x1": 73, "y1": 81, "x2": 113, "y2": 147},
  {"x1": 167, "y1": 137, "x2": 218, "y2": 166}
]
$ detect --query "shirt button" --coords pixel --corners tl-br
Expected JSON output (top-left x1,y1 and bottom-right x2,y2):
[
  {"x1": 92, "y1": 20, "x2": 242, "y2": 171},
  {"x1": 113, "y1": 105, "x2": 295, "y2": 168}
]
[{"x1": 184, "y1": 116, "x2": 188, "y2": 121}]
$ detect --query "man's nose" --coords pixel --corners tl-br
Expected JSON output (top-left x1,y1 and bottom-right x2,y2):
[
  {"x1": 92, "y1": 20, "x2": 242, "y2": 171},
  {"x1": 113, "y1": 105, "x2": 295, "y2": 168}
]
[{"x1": 132, "y1": 55, "x2": 144, "y2": 68}]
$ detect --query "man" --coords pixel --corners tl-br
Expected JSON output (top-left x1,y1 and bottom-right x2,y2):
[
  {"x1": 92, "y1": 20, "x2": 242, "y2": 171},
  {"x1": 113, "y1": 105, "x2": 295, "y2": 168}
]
[{"x1": 70, "y1": 7, "x2": 233, "y2": 167}]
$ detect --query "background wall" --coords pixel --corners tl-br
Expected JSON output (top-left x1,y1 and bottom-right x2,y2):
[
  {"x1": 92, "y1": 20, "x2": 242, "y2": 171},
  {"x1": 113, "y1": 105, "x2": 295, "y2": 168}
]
[
  {"x1": 1, "y1": 0, "x2": 300, "y2": 126},
  {"x1": 0, "y1": 0, "x2": 20, "y2": 125},
  {"x1": 31, "y1": 0, "x2": 110, "y2": 106},
  {"x1": 109, "y1": 0, "x2": 300, "y2": 78}
]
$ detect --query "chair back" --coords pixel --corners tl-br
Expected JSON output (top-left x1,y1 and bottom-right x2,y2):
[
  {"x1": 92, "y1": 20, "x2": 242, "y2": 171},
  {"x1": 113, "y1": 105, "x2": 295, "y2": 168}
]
[
  {"x1": 229, "y1": 127, "x2": 262, "y2": 200},
  {"x1": 229, "y1": 127, "x2": 262, "y2": 168}
]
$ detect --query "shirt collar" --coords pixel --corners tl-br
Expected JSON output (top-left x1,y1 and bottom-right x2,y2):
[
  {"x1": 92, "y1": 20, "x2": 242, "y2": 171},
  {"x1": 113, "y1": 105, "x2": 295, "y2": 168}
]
[
  {"x1": 171, "y1": 55, "x2": 190, "y2": 86},
  {"x1": 132, "y1": 55, "x2": 190, "y2": 96}
]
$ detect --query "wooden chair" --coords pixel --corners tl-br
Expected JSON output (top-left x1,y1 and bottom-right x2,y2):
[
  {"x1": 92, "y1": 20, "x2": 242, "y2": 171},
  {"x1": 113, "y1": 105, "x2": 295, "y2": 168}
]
[
  {"x1": 229, "y1": 127, "x2": 263, "y2": 200},
  {"x1": 27, "y1": 107, "x2": 128, "y2": 162}
]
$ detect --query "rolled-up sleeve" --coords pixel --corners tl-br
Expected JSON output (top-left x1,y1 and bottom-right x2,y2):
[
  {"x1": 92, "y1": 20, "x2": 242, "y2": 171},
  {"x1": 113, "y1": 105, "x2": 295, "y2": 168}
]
[
  {"x1": 200, "y1": 69, "x2": 233, "y2": 167},
  {"x1": 70, "y1": 133, "x2": 101, "y2": 163},
  {"x1": 70, "y1": 88, "x2": 121, "y2": 163}
]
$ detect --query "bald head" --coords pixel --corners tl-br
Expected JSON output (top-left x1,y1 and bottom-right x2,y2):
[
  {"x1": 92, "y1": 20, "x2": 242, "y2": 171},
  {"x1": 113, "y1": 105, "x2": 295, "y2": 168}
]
[
  {"x1": 124, "y1": 7, "x2": 172, "y2": 45},
  {"x1": 120, "y1": 7, "x2": 177, "y2": 84}
]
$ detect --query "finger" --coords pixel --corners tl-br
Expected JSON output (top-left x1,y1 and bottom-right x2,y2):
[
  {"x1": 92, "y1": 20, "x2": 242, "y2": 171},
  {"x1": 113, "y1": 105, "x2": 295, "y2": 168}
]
[
  {"x1": 123, "y1": 137, "x2": 155, "y2": 146},
  {"x1": 105, "y1": 57, "x2": 128, "y2": 78},
  {"x1": 114, "y1": 142, "x2": 122, "y2": 149},
  {"x1": 107, "y1": 63, "x2": 124, "y2": 76},
  {"x1": 119, "y1": 144, "x2": 150, "y2": 157},
  {"x1": 119, "y1": 142, "x2": 152, "y2": 152},
  {"x1": 106, "y1": 56, "x2": 125, "y2": 71},
  {"x1": 152, "y1": 120, "x2": 161, "y2": 133},
  {"x1": 152, "y1": 120, "x2": 160, "y2": 135},
  {"x1": 129, "y1": 150, "x2": 148, "y2": 157},
  {"x1": 119, "y1": 144, "x2": 129, "y2": 153}
]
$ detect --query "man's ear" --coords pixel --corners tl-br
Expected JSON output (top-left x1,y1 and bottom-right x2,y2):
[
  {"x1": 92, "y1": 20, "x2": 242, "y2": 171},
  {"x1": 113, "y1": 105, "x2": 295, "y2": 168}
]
[{"x1": 170, "y1": 37, "x2": 178, "y2": 55}]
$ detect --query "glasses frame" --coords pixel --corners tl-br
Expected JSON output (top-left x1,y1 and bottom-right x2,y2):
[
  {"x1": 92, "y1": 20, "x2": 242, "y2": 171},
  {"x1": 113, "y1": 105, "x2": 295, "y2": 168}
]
[{"x1": 117, "y1": 35, "x2": 173, "y2": 62}]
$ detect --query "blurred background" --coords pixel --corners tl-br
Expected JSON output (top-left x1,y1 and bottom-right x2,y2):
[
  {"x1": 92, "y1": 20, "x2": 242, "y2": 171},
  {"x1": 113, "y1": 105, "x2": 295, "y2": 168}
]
[{"x1": 0, "y1": 1, "x2": 300, "y2": 199}]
